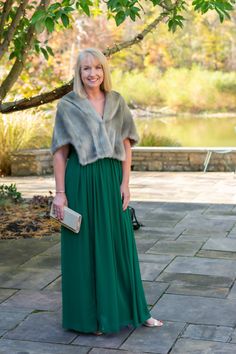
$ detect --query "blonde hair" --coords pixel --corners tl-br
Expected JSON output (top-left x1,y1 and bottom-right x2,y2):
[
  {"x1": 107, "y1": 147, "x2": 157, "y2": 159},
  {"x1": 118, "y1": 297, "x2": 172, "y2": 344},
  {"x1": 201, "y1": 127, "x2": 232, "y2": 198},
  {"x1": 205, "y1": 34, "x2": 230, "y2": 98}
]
[{"x1": 73, "y1": 48, "x2": 112, "y2": 98}]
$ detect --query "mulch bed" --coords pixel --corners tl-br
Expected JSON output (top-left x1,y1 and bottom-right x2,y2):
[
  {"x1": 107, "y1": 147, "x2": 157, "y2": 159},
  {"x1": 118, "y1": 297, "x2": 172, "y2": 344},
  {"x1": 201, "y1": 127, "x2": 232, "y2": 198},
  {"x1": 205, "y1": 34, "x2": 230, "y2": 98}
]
[{"x1": 0, "y1": 199, "x2": 60, "y2": 240}]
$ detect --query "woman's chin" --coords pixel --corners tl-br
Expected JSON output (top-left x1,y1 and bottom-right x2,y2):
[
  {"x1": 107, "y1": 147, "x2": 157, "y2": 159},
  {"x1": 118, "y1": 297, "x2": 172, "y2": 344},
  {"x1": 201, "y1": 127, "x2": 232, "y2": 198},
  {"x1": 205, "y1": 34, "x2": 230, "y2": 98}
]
[{"x1": 85, "y1": 81, "x2": 102, "y2": 89}]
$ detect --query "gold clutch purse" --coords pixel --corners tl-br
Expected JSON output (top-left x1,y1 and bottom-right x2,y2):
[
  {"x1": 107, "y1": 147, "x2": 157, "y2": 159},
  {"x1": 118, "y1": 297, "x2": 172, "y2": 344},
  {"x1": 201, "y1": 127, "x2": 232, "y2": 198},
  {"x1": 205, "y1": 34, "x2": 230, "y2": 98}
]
[{"x1": 50, "y1": 204, "x2": 82, "y2": 234}]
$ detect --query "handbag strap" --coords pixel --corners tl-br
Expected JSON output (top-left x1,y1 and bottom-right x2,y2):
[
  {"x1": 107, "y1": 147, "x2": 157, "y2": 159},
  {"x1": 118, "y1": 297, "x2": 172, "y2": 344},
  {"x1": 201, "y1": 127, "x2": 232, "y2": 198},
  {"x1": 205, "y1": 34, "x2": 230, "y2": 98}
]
[{"x1": 128, "y1": 206, "x2": 144, "y2": 230}]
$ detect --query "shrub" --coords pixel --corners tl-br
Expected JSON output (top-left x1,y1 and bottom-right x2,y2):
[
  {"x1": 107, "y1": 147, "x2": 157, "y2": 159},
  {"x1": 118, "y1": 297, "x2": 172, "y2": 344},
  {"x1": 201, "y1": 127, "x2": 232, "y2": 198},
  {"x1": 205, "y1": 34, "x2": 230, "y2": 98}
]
[
  {"x1": 112, "y1": 68, "x2": 163, "y2": 106},
  {"x1": 0, "y1": 183, "x2": 22, "y2": 208},
  {"x1": 112, "y1": 65, "x2": 236, "y2": 113},
  {"x1": 216, "y1": 72, "x2": 236, "y2": 94},
  {"x1": 0, "y1": 110, "x2": 53, "y2": 176},
  {"x1": 139, "y1": 132, "x2": 181, "y2": 147}
]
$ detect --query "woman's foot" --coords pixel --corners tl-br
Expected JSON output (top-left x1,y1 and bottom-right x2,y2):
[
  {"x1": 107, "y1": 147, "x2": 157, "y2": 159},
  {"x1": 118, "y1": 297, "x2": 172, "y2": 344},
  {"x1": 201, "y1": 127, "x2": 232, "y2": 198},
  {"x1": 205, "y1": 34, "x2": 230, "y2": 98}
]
[
  {"x1": 143, "y1": 317, "x2": 163, "y2": 327},
  {"x1": 93, "y1": 331, "x2": 103, "y2": 335}
]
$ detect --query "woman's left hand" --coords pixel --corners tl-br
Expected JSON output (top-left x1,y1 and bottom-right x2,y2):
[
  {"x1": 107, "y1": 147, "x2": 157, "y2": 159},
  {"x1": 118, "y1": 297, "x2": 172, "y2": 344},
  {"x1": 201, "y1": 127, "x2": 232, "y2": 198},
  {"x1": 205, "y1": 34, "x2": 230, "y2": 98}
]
[{"x1": 120, "y1": 183, "x2": 130, "y2": 211}]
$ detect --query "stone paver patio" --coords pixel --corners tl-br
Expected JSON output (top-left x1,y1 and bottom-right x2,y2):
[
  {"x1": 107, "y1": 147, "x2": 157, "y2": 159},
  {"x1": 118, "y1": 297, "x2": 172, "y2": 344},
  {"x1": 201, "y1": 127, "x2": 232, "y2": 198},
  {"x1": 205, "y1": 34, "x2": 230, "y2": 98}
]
[{"x1": 1, "y1": 171, "x2": 236, "y2": 353}]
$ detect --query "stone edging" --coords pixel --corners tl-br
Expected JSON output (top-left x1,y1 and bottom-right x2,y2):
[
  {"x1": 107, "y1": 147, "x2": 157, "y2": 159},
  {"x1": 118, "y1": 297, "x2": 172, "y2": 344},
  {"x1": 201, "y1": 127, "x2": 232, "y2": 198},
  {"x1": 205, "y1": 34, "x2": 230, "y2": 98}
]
[{"x1": 11, "y1": 147, "x2": 236, "y2": 176}]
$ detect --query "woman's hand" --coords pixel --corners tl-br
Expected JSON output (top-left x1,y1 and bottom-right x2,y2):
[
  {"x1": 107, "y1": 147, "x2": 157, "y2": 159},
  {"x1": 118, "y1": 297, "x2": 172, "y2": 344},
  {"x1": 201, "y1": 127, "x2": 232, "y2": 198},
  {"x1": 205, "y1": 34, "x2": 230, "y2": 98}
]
[
  {"x1": 52, "y1": 193, "x2": 68, "y2": 220},
  {"x1": 120, "y1": 183, "x2": 130, "y2": 211}
]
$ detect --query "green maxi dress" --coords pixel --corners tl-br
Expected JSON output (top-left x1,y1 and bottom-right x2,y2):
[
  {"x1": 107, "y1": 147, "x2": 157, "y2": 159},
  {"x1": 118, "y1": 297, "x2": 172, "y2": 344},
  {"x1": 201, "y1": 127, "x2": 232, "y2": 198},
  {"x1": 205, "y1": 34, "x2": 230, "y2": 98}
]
[{"x1": 61, "y1": 147, "x2": 151, "y2": 333}]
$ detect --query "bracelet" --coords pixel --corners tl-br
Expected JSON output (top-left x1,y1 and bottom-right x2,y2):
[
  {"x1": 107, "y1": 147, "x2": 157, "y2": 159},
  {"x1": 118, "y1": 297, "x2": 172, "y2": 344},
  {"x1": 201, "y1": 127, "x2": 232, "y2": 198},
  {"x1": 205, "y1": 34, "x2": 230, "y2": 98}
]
[{"x1": 56, "y1": 191, "x2": 65, "y2": 193}]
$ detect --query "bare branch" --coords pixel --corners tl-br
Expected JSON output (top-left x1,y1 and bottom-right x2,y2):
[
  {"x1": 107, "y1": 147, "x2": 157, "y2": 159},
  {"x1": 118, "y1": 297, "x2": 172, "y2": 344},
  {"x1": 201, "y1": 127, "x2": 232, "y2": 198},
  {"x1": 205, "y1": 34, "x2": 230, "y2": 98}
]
[
  {"x1": 0, "y1": 0, "x2": 14, "y2": 41},
  {"x1": 0, "y1": 12, "x2": 168, "y2": 113},
  {"x1": 0, "y1": 0, "x2": 30, "y2": 60},
  {"x1": 104, "y1": 13, "x2": 167, "y2": 56},
  {"x1": 0, "y1": 81, "x2": 73, "y2": 113},
  {"x1": 0, "y1": 0, "x2": 50, "y2": 102}
]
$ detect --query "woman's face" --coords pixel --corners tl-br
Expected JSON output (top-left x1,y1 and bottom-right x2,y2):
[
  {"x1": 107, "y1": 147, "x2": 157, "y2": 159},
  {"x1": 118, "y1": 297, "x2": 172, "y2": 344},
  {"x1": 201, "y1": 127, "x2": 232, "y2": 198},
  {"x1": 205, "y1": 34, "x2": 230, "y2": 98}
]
[{"x1": 80, "y1": 54, "x2": 104, "y2": 91}]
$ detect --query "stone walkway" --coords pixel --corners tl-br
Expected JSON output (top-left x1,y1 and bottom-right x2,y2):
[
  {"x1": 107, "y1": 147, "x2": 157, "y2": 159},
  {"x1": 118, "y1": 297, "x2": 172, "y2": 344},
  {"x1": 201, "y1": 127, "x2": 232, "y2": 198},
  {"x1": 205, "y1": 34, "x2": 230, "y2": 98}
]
[{"x1": 1, "y1": 172, "x2": 236, "y2": 353}]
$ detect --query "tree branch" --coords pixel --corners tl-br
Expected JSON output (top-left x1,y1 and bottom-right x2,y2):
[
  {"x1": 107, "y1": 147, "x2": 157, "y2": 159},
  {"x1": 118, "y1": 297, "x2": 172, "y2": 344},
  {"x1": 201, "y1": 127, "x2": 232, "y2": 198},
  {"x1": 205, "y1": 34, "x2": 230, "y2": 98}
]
[
  {"x1": 0, "y1": 0, "x2": 30, "y2": 60},
  {"x1": 0, "y1": 0, "x2": 14, "y2": 41},
  {"x1": 0, "y1": 0, "x2": 50, "y2": 103},
  {"x1": 0, "y1": 12, "x2": 168, "y2": 114},
  {"x1": 104, "y1": 13, "x2": 167, "y2": 56}
]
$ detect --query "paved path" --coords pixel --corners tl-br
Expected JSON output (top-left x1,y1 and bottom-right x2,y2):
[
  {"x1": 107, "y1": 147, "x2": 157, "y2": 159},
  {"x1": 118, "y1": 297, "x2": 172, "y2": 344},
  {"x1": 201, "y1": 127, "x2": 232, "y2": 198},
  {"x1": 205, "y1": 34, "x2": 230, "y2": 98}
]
[
  {"x1": 2, "y1": 171, "x2": 236, "y2": 203},
  {"x1": 0, "y1": 172, "x2": 236, "y2": 353}
]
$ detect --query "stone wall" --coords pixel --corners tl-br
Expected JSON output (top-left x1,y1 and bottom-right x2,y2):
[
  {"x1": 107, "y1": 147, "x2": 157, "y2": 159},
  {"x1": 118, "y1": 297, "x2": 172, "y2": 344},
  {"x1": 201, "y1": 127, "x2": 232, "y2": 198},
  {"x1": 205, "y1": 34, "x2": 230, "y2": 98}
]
[
  {"x1": 132, "y1": 147, "x2": 236, "y2": 172},
  {"x1": 11, "y1": 147, "x2": 236, "y2": 176},
  {"x1": 11, "y1": 149, "x2": 53, "y2": 176}
]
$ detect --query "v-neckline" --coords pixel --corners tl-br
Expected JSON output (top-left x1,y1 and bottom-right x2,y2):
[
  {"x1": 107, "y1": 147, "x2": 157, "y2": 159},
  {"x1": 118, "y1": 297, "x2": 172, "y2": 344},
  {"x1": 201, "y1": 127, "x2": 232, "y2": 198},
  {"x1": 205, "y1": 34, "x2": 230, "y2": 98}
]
[
  {"x1": 86, "y1": 93, "x2": 107, "y2": 121},
  {"x1": 72, "y1": 91, "x2": 114, "y2": 123}
]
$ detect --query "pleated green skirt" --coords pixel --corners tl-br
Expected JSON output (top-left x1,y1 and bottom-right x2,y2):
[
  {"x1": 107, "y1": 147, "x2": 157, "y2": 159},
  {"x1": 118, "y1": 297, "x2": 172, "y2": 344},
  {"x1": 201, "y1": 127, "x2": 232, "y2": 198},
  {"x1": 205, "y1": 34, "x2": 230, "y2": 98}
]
[{"x1": 61, "y1": 148, "x2": 150, "y2": 333}]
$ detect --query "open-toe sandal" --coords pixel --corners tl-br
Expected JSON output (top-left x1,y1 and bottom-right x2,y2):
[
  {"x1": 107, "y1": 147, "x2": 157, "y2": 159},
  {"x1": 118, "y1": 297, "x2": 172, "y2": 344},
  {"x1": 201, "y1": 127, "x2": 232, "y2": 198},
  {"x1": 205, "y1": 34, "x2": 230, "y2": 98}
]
[
  {"x1": 143, "y1": 319, "x2": 163, "y2": 327},
  {"x1": 93, "y1": 331, "x2": 103, "y2": 336}
]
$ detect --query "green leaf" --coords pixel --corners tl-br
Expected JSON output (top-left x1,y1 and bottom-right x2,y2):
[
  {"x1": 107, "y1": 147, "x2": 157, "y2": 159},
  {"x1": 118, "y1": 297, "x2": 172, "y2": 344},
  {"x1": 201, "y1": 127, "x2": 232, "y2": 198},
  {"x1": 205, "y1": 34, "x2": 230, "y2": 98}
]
[
  {"x1": 48, "y1": 3, "x2": 61, "y2": 11},
  {"x1": 41, "y1": 47, "x2": 49, "y2": 60},
  {"x1": 115, "y1": 11, "x2": 126, "y2": 26},
  {"x1": 201, "y1": 2, "x2": 210, "y2": 13},
  {"x1": 225, "y1": 11, "x2": 231, "y2": 19},
  {"x1": 192, "y1": 0, "x2": 203, "y2": 5},
  {"x1": 215, "y1": 8, "x2": 224, "y2": 22},
  {"x1": 46, "y1": 46, "x2": 54, "y2": 56},
  {"x1": 45, "y1": 17, "x2": 55, "y2": 32},
  {"x1": 130, "y1": 11, "x2": 136, "y2": 21},
  {"x1": 167, "y1": 15, "x2": 184, "y2": 33},
  {"x1": 54, "y1": 10, "x2": 62, "y2": 20},
  {"x1": 35, "y1": 21, "x2": 45, "y2": 33},
  {"x1": 31, "y1": 9, "x2": 46, "y2": 24},
  {"x1": 61, "y1": 13, "x2": 70, "y2": 27},
  {"x1": 9, "y1": 51, "x2": 16, "y2": 60},
  {"x1": 131, "y1": 6, "x2": 140, "y2": 13},
  {"x1": 62, "y1": 0, "x2": 71, "y2": 5},
  {"x1": 129, "y1": 7, "x2": 140, "y2": 21},
  {"x1": 151, "y1": 0, "x2": 162, "y2": 5},
  {"x1": 175, "y1": 15, "x2": 185, "y2": 20},
  {"x1": 217, "y1": 1, "x2": 233, "y2": 10},
  {"x1": 192, "y1": 0, "x2": 205, "y2": 11},
  {"x1": 34, "y1": 43, "x2": 40, "y2": 53},
  {"x1": 79, "y1": 2, "x2": 91, "y2": 16},
  {"x1": 14, "y1": 38, "x2": 22, "y2": 51},
  {"x1": 63, "y1": 6, "x2": 75, "y2": 13}
]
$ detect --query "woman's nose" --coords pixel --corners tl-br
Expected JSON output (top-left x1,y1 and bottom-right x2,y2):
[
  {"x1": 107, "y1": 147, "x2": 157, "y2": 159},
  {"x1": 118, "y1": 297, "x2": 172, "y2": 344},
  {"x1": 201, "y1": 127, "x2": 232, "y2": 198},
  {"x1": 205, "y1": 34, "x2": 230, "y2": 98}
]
[{"x1": 90, "y1": 67, "x2": 96, "y2": 75}]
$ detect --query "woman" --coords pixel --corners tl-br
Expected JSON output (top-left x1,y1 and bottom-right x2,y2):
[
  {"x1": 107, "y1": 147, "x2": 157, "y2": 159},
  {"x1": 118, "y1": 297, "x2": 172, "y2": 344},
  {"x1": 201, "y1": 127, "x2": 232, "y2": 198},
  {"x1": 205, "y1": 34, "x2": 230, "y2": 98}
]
[{"x1": 51, "y1": 48, "x2": 163, "y2": 334}]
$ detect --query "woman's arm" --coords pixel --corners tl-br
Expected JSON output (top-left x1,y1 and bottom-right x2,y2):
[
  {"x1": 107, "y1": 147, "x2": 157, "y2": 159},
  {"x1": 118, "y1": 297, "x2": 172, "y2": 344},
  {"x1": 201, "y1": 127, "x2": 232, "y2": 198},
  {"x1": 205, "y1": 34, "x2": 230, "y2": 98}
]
[
  {"x1": 52, "y1": 145, "x2": 70, "y2": 220},
  {"x1": 120, "y1": 138, "x2": 132, "y2": 211}
]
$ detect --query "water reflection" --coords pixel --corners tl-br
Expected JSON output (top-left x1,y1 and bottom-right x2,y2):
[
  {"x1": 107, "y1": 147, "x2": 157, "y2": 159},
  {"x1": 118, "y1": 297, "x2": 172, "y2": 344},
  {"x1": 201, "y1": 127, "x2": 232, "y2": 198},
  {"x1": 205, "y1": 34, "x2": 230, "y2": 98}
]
[{"x1": 135, "y1": 115, "x2": 236, "y2": 147}]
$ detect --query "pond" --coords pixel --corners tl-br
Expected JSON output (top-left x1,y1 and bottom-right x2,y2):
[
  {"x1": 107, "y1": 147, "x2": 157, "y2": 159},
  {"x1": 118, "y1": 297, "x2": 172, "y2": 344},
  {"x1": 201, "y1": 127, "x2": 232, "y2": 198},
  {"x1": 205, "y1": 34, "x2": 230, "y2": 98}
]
[{"x1": 135, "y1": 115, "x2": 236, "y2": 147}]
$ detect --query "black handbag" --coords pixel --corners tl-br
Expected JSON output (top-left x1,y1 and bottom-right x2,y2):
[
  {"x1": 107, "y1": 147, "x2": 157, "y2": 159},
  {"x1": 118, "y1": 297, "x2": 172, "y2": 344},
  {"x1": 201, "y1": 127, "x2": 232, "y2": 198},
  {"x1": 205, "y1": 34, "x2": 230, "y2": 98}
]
[{"x1": 128, "y1": 206, "x2": 143, "y2": 230}]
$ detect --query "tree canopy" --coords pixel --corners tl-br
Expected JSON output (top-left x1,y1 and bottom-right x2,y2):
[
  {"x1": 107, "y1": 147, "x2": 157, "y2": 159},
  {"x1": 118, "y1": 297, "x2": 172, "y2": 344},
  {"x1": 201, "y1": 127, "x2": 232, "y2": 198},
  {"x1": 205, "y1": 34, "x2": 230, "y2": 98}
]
[{"x1": 0, "y1": 0, "x2": 235, "y2": 113}]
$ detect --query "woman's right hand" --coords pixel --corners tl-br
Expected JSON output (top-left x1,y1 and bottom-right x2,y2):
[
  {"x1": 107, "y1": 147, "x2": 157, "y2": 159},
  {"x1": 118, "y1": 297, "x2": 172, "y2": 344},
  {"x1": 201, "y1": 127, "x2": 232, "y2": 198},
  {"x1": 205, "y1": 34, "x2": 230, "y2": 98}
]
[{"x1": 52, "y1": 193, "x2": 68, "y2": 220}]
